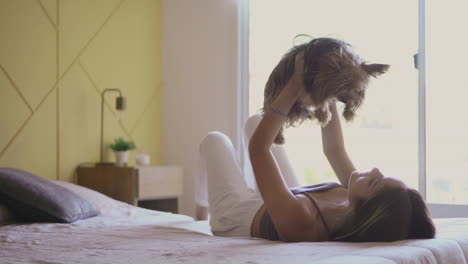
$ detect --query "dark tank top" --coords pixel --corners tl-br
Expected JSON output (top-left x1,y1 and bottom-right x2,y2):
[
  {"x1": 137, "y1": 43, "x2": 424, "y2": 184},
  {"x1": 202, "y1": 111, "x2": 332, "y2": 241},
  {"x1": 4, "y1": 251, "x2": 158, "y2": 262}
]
[{"x1": 258, "y1": 182, "x2": 341, "y2": 241}]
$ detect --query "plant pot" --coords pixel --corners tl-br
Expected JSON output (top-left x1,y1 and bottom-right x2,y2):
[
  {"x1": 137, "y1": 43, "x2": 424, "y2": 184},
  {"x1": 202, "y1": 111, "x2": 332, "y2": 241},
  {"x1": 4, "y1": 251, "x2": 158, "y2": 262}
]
[{"x1": 114, "y1": 151, "x2": 129, "y2": 167}]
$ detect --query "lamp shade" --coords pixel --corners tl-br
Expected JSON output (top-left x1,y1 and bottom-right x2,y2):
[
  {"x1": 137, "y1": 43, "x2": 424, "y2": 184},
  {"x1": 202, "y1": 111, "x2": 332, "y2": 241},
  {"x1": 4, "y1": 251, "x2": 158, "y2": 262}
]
[{"x1": 116, "y1": 96, "x2": 126, "y2": 110}]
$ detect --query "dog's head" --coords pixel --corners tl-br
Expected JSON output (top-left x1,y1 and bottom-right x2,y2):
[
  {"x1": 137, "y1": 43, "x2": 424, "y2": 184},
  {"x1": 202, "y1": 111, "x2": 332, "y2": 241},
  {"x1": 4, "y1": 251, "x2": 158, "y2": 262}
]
[
  {"x1": 263, "y1": 37, "x2": 389, "y2": 144},
  {"x1": 301, "y1": 38, "x2": 389, "y2": 124}
]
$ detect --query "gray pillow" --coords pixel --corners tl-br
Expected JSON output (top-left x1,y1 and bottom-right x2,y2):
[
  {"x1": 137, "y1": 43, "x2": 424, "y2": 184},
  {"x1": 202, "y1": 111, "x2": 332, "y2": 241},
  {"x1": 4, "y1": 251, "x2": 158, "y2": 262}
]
[
  {"x1": 0, "y1": 167, "x2": 98, "y2": 223},
  {"x1": 0, "y1": 203, "x2": 15, "y2": 225}
]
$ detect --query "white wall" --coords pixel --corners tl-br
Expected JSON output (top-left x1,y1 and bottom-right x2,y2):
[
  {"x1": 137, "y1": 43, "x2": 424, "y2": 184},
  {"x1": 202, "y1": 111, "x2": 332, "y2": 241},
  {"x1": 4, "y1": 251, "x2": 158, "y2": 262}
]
[{"x1": 162, "y1": 0, "x2": 244, "y2": 216}]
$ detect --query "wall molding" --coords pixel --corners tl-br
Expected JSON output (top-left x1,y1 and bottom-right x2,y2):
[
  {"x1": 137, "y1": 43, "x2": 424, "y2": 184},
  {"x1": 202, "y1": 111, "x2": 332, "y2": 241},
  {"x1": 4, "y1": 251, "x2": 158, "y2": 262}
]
[{"x1": 0, "y1": 0, "x2": 163, "y2": 182}]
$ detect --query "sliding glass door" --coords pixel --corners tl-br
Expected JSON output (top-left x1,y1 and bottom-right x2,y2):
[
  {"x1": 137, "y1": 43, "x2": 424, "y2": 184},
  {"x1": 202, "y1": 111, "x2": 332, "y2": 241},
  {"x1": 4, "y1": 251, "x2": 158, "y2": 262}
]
[{"x1": 247, "y1": 0, "x2": 468, "y2": 216}]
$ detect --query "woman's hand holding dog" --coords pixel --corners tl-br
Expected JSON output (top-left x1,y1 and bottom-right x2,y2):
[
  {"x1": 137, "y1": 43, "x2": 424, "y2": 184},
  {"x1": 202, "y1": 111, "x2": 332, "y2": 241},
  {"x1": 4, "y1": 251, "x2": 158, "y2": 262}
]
[{"x1": 285, "y1": 51, "x2": 307, "y2": 101}]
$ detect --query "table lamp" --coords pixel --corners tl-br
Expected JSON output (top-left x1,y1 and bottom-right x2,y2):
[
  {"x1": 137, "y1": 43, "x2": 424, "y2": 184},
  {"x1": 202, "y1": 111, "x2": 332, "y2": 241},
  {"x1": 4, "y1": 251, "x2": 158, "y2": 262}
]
[{"x1": 99, "y1": 88, "x2": 126, "y2": 165}]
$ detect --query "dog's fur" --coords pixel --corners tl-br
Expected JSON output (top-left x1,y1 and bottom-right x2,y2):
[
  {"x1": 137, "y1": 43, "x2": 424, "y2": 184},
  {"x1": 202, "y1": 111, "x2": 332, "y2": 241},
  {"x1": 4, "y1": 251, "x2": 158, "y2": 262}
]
[{"x1": 263, "y1": 37, "x2": 389, "y2": 144}]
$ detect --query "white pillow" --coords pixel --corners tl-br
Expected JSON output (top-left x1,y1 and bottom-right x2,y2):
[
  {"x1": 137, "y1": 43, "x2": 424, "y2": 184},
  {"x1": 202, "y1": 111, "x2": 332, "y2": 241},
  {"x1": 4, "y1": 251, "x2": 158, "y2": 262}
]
[{"x1": 52, "y1": 181, "x2": 131, "y2": 216}]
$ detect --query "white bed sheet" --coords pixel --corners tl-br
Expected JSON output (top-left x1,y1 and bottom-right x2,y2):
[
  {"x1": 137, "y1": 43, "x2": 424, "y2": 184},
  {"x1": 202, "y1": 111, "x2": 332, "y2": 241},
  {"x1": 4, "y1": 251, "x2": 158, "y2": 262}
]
[
  {"x1": 1, "y1": 209, "x2": 468, "y2": 263},
  {"x1": 1, "y1": 182, "x2": 468, "y2": 264}
]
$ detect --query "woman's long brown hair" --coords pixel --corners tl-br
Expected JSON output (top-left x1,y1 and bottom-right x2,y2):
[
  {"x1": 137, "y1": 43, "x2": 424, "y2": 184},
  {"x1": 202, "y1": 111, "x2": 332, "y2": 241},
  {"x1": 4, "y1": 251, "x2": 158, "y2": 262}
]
[{"x1": 333, "y1": 188, "x2": 435, "y2": 242}]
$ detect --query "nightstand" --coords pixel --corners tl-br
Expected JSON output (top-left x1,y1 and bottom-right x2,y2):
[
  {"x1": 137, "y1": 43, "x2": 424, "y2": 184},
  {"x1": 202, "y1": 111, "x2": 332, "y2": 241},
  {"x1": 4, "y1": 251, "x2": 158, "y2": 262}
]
[{"x1": 76, "y1": 165, "x2": 183, "y2": 213}]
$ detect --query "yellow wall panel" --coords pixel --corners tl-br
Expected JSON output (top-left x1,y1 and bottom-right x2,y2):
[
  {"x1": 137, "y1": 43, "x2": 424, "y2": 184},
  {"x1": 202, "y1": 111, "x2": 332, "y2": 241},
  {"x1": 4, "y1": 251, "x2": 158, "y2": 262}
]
[
  {"x1": 131, "y1": 87, "x2": 163, "y2": 166},
  {"x1": 0, "y1": 91, "x2": 57, "y2": 180},
  {"x1": 39, "y1": 0, "x2": 58, "y2": 25},
  {"x1": 80, "y1": 0, "x2": 162, "y2": 132},
  {"x1": 0, "y1": 0, "x2": 163, "y2": 182},
  {"x1": 58, "y1": 64, "x2": 101, "y2": 181},
  {"x1": 0, "y1": 0, "x2": 57, "y2": 109},
  {"x1": 0, "y1": 70, "x2": 31, "y2": 152},
  {"x1": 59, "y1": 63, "x2": 129, "y2": 182},
  {"x1": 59, "y1": 0, "x2": 122, "y2": 75}
]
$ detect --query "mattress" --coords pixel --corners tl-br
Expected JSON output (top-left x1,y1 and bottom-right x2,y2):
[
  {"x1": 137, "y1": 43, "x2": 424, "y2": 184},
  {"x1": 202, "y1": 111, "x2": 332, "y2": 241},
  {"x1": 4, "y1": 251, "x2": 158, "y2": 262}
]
[{"x1": 1, "y1": 182, "x2": 467, "y2": 264}]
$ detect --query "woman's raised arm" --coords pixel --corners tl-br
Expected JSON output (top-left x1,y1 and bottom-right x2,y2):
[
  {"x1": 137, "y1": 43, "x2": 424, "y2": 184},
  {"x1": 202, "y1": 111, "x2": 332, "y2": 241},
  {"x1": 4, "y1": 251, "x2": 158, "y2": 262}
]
[
  {"x1": 321, "y1": 102, "x2": 356, "y2": 187},
  {"x1": 249, "y1": 53, "x2": 314, "y2": 241}
]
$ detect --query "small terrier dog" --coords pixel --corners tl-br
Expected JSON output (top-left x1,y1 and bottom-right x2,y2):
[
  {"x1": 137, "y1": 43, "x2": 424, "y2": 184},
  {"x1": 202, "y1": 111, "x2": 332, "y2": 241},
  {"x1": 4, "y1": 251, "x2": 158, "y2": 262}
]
[{"x1": 263, "y1": 37, "x2": 389, "y2": 144}]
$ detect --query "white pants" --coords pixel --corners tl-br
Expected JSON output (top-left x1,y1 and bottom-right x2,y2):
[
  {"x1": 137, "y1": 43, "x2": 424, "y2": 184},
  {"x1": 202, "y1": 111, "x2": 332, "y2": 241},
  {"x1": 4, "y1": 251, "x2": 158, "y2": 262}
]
[
  {"x1": 196, "y1": 114, "x2": 300, "y2": 237},
  {"x1": 198, "y1": 131, "x2": 263, "y2": 237}
]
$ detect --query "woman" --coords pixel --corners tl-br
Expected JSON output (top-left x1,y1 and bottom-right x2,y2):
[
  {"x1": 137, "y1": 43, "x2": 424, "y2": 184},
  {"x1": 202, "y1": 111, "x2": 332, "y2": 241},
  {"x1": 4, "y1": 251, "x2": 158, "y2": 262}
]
[{"x1": 197, "y1": 53, "x2": 435, "y2": 242}]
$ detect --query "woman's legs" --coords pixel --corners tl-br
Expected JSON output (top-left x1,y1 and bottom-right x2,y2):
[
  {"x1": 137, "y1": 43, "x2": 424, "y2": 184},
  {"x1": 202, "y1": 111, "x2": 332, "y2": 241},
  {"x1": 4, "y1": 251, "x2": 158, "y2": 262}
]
[
  {"x1": 196, "y1": 113, "x2": 299, "y2": 209},
  {"x1": 195, "y1": 155, "x2": 210, "y2": 220},
  {"x1": 197, "y1": 131, "x2": 263, "y2": 237},
  {"x1": 243, "y1": 113, "x2": 300, "y2": 189}
]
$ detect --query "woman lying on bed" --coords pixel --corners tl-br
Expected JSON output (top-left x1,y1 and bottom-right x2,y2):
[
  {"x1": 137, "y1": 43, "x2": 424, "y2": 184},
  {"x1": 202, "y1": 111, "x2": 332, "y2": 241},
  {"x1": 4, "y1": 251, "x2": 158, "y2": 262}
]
[{"x1": 197, "y1": 54, "x2": 435, "y2": 243}]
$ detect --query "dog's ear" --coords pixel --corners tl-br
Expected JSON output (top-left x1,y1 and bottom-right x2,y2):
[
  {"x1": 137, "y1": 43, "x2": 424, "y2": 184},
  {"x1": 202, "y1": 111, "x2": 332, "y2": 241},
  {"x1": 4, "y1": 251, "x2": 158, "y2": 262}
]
[{"x1": 361, "y1": 63, "x2": 390, "y2": 78}]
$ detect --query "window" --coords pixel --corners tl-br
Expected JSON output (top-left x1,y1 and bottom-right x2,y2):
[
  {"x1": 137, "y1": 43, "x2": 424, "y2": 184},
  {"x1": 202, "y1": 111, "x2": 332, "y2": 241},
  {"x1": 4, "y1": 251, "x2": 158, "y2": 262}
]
[
  {"x1": 247, "y1": 0, "x2": 468, "y2": 216},
  {"x1": 249, "y1": 0, "x2": 418, "y2": 187},
  {"x1": 426, "y1": 0, "x2": 468, "y2": 204}
]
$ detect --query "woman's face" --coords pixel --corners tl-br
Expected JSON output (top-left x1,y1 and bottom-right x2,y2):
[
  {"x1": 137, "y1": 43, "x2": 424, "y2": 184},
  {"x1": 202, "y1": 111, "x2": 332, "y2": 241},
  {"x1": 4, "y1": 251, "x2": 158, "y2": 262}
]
[{"x1": 347, "y1": 168, "x2": 407, "y2": 206}]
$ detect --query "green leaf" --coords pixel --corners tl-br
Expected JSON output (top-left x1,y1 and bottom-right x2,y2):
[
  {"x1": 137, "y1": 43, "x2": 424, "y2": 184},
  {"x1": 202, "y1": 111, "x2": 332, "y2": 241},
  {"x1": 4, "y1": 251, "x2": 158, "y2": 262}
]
[{"x1": 109, "y1": 138, "x2": 136, "y2": 151}]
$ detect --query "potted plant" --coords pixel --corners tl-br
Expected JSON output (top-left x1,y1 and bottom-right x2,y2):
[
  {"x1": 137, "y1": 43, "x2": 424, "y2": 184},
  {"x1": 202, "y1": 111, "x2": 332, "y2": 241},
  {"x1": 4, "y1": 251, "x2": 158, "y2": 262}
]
[{"x1": 110, "y1": 138, "x2": 136, "y2": 167}]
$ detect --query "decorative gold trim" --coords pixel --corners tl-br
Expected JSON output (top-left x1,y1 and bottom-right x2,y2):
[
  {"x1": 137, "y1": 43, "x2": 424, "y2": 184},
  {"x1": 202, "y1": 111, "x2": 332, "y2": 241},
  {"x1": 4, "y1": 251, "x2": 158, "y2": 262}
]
[
  {"x1": 0, "y1": 83, "x2": 57, "y2": 160},
  {"x1": 1, "y1": 0, "x2": 162, "y2": 182},
  {"x1": 77, "y1": 61, "x2": 134, "y2": 141},
  {"x1": 37, "y1": 0, "x2": 57, "y2": 30},
  {"x1": 118, "y1": 119, "x2": 134, "y2": 141},
  {"x1": 0, "y1": 63, "x2": 34, "y2": 114},
  {"x1": 59, "y1": 0, "x2": 125, "y2": 80},
  {"x1": 77, "y1": 60, "x2": 100, "y2": 94},
  {"x1": 56, "y1": 0, "x2": 60, "y2": 180},
  {"x1": 130, "y1": 83, "x2": 163, "y2": 135},
  {"x1": 0, "y1": 114, "x2": 33, "y2": 160},
  {"x1": 35, "y1": 81, "x2": 58, "y2": 112}
]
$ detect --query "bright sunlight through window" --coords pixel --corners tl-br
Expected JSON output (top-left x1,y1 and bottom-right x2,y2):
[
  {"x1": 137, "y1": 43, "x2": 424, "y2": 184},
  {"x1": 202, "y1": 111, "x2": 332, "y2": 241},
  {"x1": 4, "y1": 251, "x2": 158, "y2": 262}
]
[{"x1": 249, "y1": 1, "x2": 468, "y2": 205}]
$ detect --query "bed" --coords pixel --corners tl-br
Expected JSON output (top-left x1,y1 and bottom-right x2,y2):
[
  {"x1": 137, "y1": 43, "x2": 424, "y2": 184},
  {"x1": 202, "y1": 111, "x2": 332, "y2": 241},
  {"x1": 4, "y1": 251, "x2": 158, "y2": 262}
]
[{"x1": 0, "y1": 180, "x2": 467, "y2": 264}]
